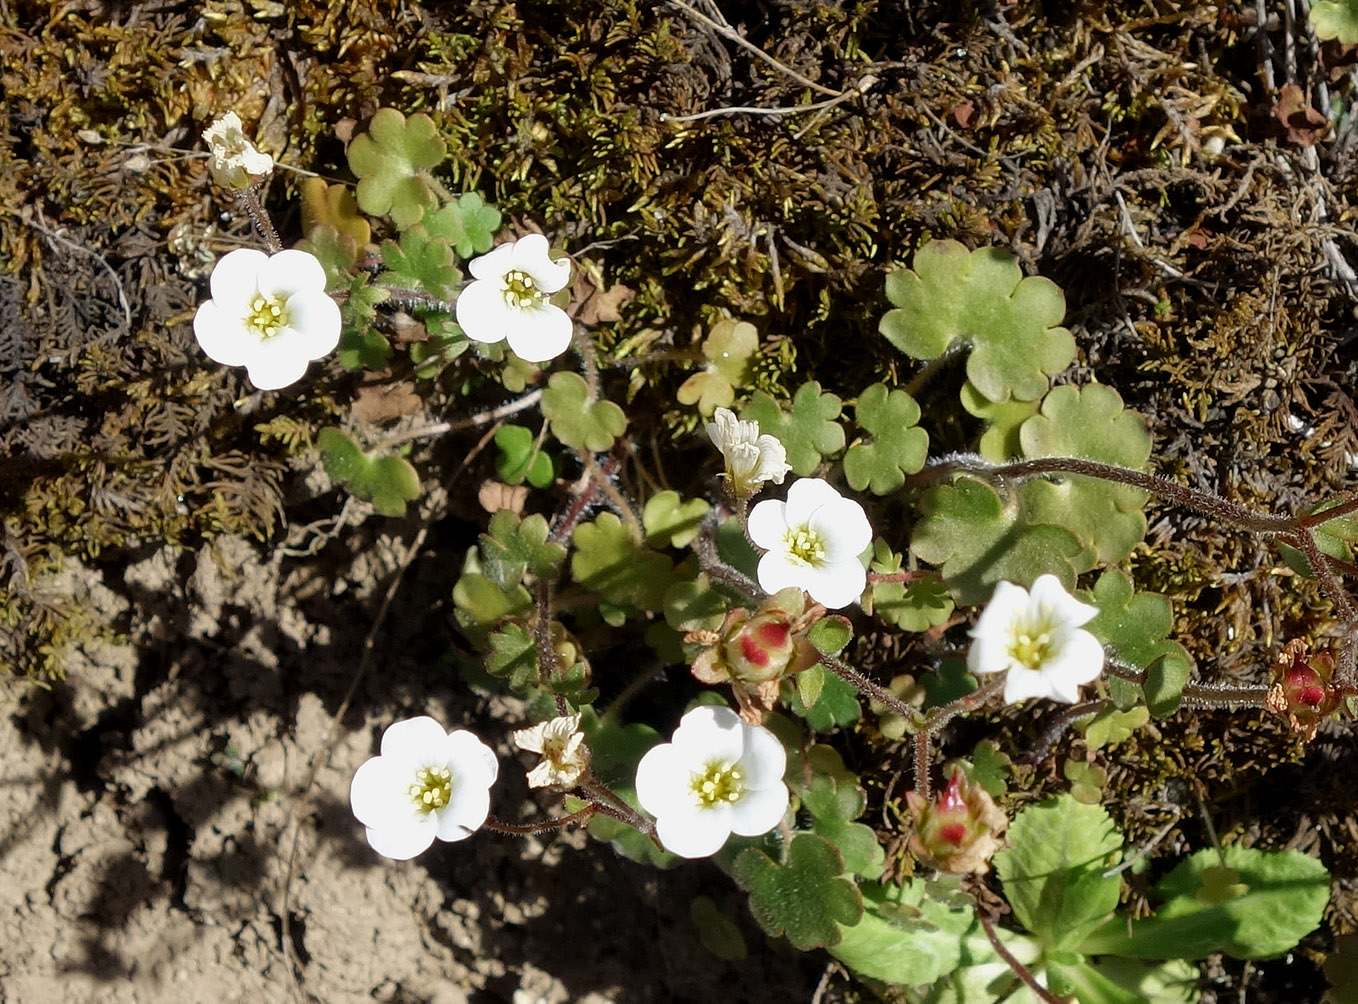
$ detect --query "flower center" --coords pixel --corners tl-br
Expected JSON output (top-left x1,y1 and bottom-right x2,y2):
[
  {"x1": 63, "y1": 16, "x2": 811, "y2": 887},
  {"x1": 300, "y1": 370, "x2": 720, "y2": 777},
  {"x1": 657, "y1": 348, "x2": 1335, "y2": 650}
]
[
  {"x1": 692, "y1": 761, "x2": 744, "y2": 808},
  {"x1": 502, "y1": 269, "x2": 545, "y2": 310},
  {"x1": 245, "y1": 293, "x2": 289, "y2": 340},
  {"x1": 783, "y1": 526, "x2": 826, "y2": 566},
  {"x1": 408, "y1": 766, "x2": 453, "y2": 814},
  {"x1": 1010, "y1": 628, "x2": 1053, "y2": 669}
]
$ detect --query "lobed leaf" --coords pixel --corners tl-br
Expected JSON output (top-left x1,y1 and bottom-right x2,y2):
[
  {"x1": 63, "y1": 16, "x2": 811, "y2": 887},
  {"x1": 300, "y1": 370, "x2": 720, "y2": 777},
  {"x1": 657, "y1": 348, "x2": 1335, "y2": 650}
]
[
  {"x1": 571, "y1": 512, "x2": 675, "y2": 611},
  {"x1": 347, "y1": 108, "x2": 447, "y2": 229},
  {"x1": 317, "y1": 428, "x2": 420, "y2": 516},
  {"x1": 733, "y1": 833, "x2": 863, "y2": 950},
  {"x1": 880, "y1": 240, "x2": 1073, "y2": 402},
  {"x1": 740, "y1": 382, "x2": 845, "y2": 476},
  {"x1": 844, "y1": 383, "x2": 929, "y2": 495},
  {"x1": 542, "y1": 372, "x2": 627, "y2": 452}
]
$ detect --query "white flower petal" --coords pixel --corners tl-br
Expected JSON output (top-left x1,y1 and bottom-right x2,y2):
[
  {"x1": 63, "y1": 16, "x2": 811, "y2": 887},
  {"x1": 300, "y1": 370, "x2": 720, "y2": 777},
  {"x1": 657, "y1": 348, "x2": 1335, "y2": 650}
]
[
  {"x1": 781, "y1": 478, "x2": 844, "y2": 524},
  {"x1": 729, "y1": 783, "x2": 789, "y2": 837},
  {"x1": 746, "y1": 499, "x2": 789, "y2": 550},
  {"x1": 364, "y1": 817, "x2": 438, "y2": 861},
  {"x1": 738, "y1": 724, "x2": 787, "y2": 788},
  {"x1": 671, "y1": 705, "x2": 747, "y2": 762},
  {"x1": 349, "y1": 755, "x2": 420, "y2": 828},
  {"x1": 656, "y1": 805, "x2": 734, "y2": 859},
  {"x1": 379, "y1": 715, "x2": 451, "y2": 763},
  {"x1": 468, "y1": 242, "x2": 515, "y2": 281},
  {"x1": 798, "y1": 559, "x2": 866, "y2": 610},
  {"x1": 505, "y1": 304, "x2": 573, "y2": 362},
  {"x1": 436, "y1": 783, "x2": 490, "y2": 842},
  {"x1": 283, "y1": 291, "x2": 343, "y2": 356},
  {"x1": 635, "y1": 743, "x2": 695, "y2": 820},
  {"x1": 454, "y1": 277, "x2": 511, "y2": 344},
  {"x1": 509, "y1": 233, "x2": 572, "y2": 292},
  {"x1": 193, "y1": 301, "x2": 253, "y2": 366},
  {"x1": 806, "y1": 499, "x2": 872, "y2": 559},
  {"x1": 1030, "y1": 573, "x2": 1098, "y2": 628},
  {"x1": 444, "y1": 729, "x2": 499, "y2": 790},
  {"x1": 257, "y1": 249, "x2": 326, "y2": 298},
  {"x1": 208, "y1": 248, "x2": 266, "y2": 306}
]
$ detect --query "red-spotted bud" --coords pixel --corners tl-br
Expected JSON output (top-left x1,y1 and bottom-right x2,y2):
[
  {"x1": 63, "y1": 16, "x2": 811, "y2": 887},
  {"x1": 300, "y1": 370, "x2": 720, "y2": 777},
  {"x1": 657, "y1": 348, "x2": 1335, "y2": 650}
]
[
  {"x1": 905, "y1": 768, "x2": 1007, "y2": 875},
  {"x1": 1265, "y1": 638, "x2": 1339, "y2": 741},
  {"x1": 689, "y1": 588, "x2": 821, "y2": 723}
]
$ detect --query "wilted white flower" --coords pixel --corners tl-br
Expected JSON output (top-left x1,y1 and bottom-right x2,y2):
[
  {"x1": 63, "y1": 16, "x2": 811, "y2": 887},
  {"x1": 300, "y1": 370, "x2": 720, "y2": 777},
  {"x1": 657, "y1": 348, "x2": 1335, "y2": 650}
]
[
  {"x1": 455, "y1": 233, "x2": 573, "y2": 363},
  {"x1": 706, "y1": 408, "x2": 790, "y2": 497},
  {"x1": 635, "y1": 705, "x2": 788, "y2": 859},
  {"x1": 349, "y1": 716, "x2": 499, "y2": 860},
  {"x1": 966, "y1": 575, "x2": 1105, "y2": 704},
  {"x1": 193, "y1": 248, "x2": 341, "y2": 390},
  {"x1": 202, "y1": 111, "x2": 273, "y2": 189},
  {"x1": 746, "y1": 478, "x2": 872, "y2": 610},
  {"x1": 512, "y1": 713, "x2": 589, "y2": 789}
]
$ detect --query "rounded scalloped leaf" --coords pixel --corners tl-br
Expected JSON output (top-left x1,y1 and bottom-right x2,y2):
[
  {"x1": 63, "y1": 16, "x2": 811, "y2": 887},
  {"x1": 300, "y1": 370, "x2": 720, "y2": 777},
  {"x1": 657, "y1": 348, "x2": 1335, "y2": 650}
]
[
  {"x1": 844, "y1": 383, "x2": 929, "y2": 495},
  {"x1": 541, "y1": 372, "x2": 627, "y2": 452},
  {"x1": 424, "y1": 192, "x2": 503, "y2": 260},
  {"x1": 318, "y1": 429, "x2": 420, "y2": 517},
  {"x1": 910, "y1": 477, "x2": 1083, "y2": 606},
  {"x1": 1312, "y1": 0, "x2": 1358, "y2": 43},
  {"x1": 677, "y1": 318, "x2": 758, "y2": 416},
  {"x1": 959, "y1": 380, "x2": 1039, "y2": 461},
  {"x1": 1018, "y1": 384, "x2": 1152, "y2": 572},
  {"x1": 739, "y1": 382, "x2": 845, "y2": 476},
  {"x1": 347, "y1": 108, "x2": 447, "y2": 229},
  {"x1": 880, "y1": 240, "x2": 1073, "y2": 402},
  {"x1": 733, "y1": 833, "x2": 864, "y2": 950}
]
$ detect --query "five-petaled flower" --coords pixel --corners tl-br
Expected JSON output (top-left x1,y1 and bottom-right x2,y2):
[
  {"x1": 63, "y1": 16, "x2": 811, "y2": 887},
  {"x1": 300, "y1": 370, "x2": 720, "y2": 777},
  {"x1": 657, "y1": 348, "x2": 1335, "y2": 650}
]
[
  {"x1": 634, "y1": 705, "x2": 788, "y2": 859},
  {"x1": 455, "y1": 233, "x2": 573, "y2": 363},
  {"x1": 202, "y1": 111, "x2": 274, "y2": 190},
  {"x1": 512, "y1": 713, "x2": 590, "y2": 789},
  {"x1": 706, "y1": 408, "x2": 790, "y2": 498},
  {"x1": 193, "y1": 248, "x2": 341, "y2": 390},
  {"x1": 747, "y1": 478, "x2": 872, "y2": 610},
  {"x1": 349, "y1": 716, "x2": 499, "y2": 860},
  {"x1": 966, "y1": 574, "x2": 1105, "y2": 704}
]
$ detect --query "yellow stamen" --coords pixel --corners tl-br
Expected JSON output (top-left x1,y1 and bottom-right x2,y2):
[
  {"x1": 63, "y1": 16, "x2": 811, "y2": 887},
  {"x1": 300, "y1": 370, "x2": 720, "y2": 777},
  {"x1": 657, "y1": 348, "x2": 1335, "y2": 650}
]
[
  {"x1": 245, "y1": 293, "x2": 289, "y2": 339},
  {"x1": 692, "y1": 761, "x2": 744, "y2": 807},
  {"x1": 408, "y1": 766, "x2": 453, "y2": 814}
]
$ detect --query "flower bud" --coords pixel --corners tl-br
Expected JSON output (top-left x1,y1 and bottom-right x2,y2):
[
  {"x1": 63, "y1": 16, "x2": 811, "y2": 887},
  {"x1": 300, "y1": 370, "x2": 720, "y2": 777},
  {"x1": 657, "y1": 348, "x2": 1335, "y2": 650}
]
[
  {"x1": 905, "y1": 769, "x2": 1007, "y2": 875},
  {"x1": 1265, "y1": 638, "x2": 1339, "y2": 741}
]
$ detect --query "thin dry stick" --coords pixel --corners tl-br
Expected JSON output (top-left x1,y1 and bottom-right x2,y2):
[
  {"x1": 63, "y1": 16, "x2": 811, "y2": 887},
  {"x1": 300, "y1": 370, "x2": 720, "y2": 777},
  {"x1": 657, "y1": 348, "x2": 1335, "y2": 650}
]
[
  {"x1": 278, "y1": 422, "x2": 500, "y2": 1003},
  {"x1": 666, "y1": 0, "x2": 841, "y2": 97},
  {"x1": 978, "y1": 912, "x2": 1066, "y2": 1004},
  {"x1": 662, "y1": 75, "x2": 875, "y2": 124}
]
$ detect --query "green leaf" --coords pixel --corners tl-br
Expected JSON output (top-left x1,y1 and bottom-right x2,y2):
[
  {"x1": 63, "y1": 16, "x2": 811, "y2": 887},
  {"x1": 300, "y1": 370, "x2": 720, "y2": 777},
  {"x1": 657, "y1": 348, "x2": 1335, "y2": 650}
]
[
  {"x1": 788, "y1": 668, "x2": 860, "y2": 731},
  {"x1": 380, "y1": 227, "x2": 458, "y2": 300},
  {"x1": 1078, "y1": 844, "x2": 1330, "y2": 960},
  {"x1": 662, "y1": 576, "x2": 728, "y2": 632},
  {"x1": 423, "y1": 192, "x2": 502, "y2": 259},
  {"x1": 690, "y1": 897, "x2": 748, "y2": 961},
  {"x1": 676, "y1": 318, "x2": 759, "y2": 416},
  {"x1": 642, "y1": 491, "x2": 710, "y2": 549},
  {"x1": 733, "y1": 833, "x2": 863, "y2": 950},
  {"x1": 492, "y1": 424, "x2": 554, "y2": 488},
  {"x1": 451, "y1": 570, "x2": 532, "y2": 646},
  {"x1": 1063, "y1": 758, "x2": 1108, "y2": 805},
  {"x1": 571, "y1": 513, "x2": 675, "y2": 611},
  {"x1": 803, "y1": 774, "x2": 885, "y2": 879},
  {"x1": 480, "y1": 510, "x2": 567, "y2": 588},
  {"x1": 994, "y1": 794, "x2": 1123, "y2": 951},
  {"x1": 807, "y1": 616, "x2": 852, "y2": 656},
  {"x1": 830, "y1": 879, "x2": 1042, "y2": 994},
  {"x1": 865, "y1": 542, "x2": 955, "y2": 632},
  {"x1": 1278, "y1": 496, "x2": 1358, "y2": 577},
  {"x1": 575, "y1": 708, "x2": 676, "y2": 868},
  {"x1": 485, "y1": 621, "x2": 538, "y2": 694},
  {"x1": 921, "y1": 658, "x2": 977, "y2": 708},
  {"x1": 541, "y1": 371, "x2": 627, "y2": 452},
  {"x1": 960, "y1": 381, "x2": 1039, "y2": 461},
  {"x1": 1081, "y1": 570, "x2": 1193, "y2": 717},
  {"x1": 880, "y1": 240, "x2": 1074, "y2": 402},
  {"x1": 1082, "y1": 705, "x2": 1150, "y2": 751},
  {"x1": 844, "y1": 383, "x2": 929, "y2": 495},
  {"x1": 347, "y1": 108, "x2": 447, "y2": 229},
  {"x1": 1048, "y1": 957, "x2": 1199, "y2": 1004},
  {"x1": 318, "y1": 429, "x2": 420, "y2": 516},
  {"x1": 740, "y1": 382, "x2": 845, "y2": 476},
  {"x1": 795, "y1": 665, "x2": 825, "y2": 709},
  {"x1": 1017, "y1": 384, "x2": 1153, "y2": 572},
  {"x1": 911, "y1": 477, "x2": 1083, "y2": 606},
  {"x1": 1312, "y1": 0, "x2": 1358, "y2": 44},
  {"x1": 961, "y1": 740, "x2": 1010, "y2": 798},
  {"x1": 299, "y1": 178, "x2": 371, "y2": 250},
  {"x1": 298, "y1": 222, "x2": 362, "y2": 283}
]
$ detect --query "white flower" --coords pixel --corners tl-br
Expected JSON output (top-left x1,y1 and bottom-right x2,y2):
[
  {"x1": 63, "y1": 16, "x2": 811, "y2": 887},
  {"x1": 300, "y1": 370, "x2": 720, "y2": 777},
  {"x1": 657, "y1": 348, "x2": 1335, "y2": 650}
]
[
  {"x1": 349, "y1": 716, "x2": 499, "y2": 860},
  {"x1": 746, "y1": 478, "x2": 872, "y2": 610},
  {"x1": 202, "y1": 111, "x2": 273, "y2": 189},
  {"x1": 455, "y1": 234, "x2": 573, "y2": 363},
  {"x1": 193, "y1": 248, "x2": 341, "y2": 390},
  {"x1": 966, "y1": 574, "x2": 1105, "y2": 704},
  {"x1": 706, "y1": 408, "x2": 790, "y2": 497},
  {"x1": 635, "y1": 705, "x2": 788, "y2": 859},
  {"x1": 512, "y1": 713, "x2": 590, "y2": 789}
]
